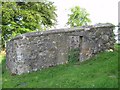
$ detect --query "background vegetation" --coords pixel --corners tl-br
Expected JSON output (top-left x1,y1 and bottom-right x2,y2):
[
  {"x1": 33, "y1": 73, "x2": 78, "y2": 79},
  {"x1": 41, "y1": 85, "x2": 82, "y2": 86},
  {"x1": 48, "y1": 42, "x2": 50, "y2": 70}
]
[
  {"x1": 1, "y1": 1, "x2": 57, "y2": 49},
  {"x1": 67, "y1": 6, "x2": 91, "y2": 27}
]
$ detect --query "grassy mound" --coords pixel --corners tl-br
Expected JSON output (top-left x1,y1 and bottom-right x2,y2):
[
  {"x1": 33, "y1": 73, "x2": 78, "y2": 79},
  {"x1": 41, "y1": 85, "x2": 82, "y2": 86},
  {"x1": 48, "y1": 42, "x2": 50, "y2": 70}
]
[{"x1": 1, "y1": 44, "x2": 119, "y2": 88}]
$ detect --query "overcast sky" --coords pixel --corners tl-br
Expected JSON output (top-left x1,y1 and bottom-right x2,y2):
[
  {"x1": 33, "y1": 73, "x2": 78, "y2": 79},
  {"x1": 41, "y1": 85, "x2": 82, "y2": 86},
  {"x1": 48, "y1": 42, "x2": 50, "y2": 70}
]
[{"x1": 49, "y1": 0, "x2": 119, "y2": 28}]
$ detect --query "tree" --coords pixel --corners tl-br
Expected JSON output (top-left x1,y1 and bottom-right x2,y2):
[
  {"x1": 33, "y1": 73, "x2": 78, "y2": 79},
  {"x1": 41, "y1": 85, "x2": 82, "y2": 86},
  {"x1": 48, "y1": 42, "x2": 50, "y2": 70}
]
[
  {"x1": 1, "y1": 1, "x2": 57, "y2": 49},
  {"x1": 67, "y1": 6, "x2": 91, "y2": 27}
]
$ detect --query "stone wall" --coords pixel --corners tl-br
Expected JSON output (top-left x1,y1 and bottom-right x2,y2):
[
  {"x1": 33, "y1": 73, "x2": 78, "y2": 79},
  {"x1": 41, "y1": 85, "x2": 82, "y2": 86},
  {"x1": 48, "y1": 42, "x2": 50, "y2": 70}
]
[{"x1": 6, "y1": 23, "x2": 115, "y2": 75}]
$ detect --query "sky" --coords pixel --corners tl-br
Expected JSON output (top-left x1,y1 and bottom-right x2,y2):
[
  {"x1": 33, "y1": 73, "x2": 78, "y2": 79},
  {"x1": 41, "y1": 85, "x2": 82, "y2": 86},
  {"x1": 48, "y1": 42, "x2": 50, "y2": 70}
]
[{"x1": 49, "y1": 0, "x2": 119, "y2": 29}]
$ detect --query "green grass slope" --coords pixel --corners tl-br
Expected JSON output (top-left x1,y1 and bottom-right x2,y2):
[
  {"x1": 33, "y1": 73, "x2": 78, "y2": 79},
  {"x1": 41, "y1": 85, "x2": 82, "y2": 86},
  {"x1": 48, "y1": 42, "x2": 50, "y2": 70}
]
[{"x1": 1, "y1": 44, "x2": 119, "y2": 88}]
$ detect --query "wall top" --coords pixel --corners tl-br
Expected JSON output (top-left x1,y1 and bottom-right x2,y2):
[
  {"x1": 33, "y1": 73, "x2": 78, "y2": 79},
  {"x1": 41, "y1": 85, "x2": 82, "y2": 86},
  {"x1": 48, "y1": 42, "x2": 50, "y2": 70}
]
[{"x1": 10, "y1": 23, "x2": 115, "y2": 41}]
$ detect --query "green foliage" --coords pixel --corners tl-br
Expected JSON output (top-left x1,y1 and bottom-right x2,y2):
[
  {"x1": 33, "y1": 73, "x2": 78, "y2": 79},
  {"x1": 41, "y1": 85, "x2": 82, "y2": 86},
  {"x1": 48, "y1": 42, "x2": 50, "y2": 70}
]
[
  {"x1": 1, "y1": 1, "x2": 57, "y2": 49},
  {"x1": 1, "y1": 44, "x2": 119, "y2": 88},
  {"x1": 67, "y1": 6, "x2": 91, "y2": 27},
  {"x1": 68, "y1": 48, "x2": 79, "y2": 63}
]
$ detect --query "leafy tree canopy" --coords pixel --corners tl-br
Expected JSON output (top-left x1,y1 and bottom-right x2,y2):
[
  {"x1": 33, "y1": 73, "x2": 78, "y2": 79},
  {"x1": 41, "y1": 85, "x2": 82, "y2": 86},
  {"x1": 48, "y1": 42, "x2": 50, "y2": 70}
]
[
  {"x1": 67, "y1": 6, "x2": 91, "y2": 27},
  {"x1": 1, "y1": 1, "x2": 57, "y2": 49}
]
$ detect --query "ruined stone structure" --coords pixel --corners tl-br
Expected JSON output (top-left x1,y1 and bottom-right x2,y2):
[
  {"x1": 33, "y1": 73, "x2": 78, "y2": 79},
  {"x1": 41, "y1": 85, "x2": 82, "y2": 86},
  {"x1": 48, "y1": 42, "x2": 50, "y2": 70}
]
[{"x1": 6, "y1": 23, "x2": 115, "y2": 75}]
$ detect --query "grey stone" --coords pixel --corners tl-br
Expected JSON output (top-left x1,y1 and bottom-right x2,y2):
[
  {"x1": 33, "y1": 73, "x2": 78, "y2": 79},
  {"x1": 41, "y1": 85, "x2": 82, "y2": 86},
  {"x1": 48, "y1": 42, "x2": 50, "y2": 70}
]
[
  {"x1": 6, "y1": 23, "x2": 115, "y2": 75},
  {"x1": 102, "y1": 35, "x2": 109, "y2": 42}
]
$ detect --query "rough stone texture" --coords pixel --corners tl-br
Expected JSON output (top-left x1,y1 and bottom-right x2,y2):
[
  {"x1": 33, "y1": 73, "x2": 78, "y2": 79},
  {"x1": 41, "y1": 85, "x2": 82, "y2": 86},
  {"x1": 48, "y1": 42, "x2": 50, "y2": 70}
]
[{"x1": 6, "y1": 23, "x2": 115, "y2": 75}]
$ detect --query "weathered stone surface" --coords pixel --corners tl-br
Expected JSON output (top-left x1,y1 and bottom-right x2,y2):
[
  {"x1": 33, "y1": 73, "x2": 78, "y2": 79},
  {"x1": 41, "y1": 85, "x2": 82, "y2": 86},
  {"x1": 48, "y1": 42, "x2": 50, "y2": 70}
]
[{"x1": 6, "y1": 23, "x2": 115, "y2": 75}]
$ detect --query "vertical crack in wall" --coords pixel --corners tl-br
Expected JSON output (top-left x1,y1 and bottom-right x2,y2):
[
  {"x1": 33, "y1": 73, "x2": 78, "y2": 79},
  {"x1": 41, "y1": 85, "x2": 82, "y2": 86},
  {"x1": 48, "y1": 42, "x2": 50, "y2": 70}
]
[{"x1": 79, "y1": 36, "x2": 83, "y2": 62}]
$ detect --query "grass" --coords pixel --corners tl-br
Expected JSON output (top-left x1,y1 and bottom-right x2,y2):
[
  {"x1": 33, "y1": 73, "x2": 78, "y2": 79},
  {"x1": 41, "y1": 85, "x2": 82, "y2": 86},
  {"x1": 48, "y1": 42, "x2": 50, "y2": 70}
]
[{"x1": 1, "y1": 44, "x2": 119, "y2": 88}]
